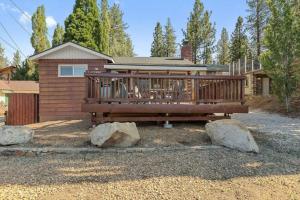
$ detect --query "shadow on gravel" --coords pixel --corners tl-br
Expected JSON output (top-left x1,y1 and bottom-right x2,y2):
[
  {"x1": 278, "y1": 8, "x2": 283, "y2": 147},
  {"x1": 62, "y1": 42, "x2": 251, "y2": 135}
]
[{"x1": 0, "y1": 145, "x2": 299, "y2": 186}]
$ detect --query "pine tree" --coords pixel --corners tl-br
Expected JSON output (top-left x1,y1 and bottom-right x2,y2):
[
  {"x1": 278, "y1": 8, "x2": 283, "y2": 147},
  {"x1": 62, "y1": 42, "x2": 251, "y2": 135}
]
[
  {"x1": 184, "y1": 0, "x2": 205, "y2": 63},
  {"x1": 0, "y1": 43, "x2": 8, "y2": 68},
  {"x1": 246, "y1": 0, "x2": 269, "y2": 58},
  {"x1": 164, "y1": 18, "x2": 176, "y2": 57},
  {"x1": 261, "y1": 0, "x2": 300, "y2": 112},
  {"x1": 52, "y1": 24, "x2": 65, "y2": 47},
  {"x1": 98, "y1": 0, "x2": 110, "y2": 54},
  {"x1": 31, "y1": 5, "x2": 50, "y2": 53},
  {"x1": 64, "y1": 0, "x2": 100, "y2": 51},
  {"x1": 12, "y1": 59, "x2": 38, "y2": 81},
  {"x1": 109, "y1": 4, "x2": 134, "y2": 56},
  {"x1": 12, "y1": 50, "x2": 21, "y2": 67},
  {"x1": 151, "y1": 22, "x2": 165, "y2": 57},
  {"x1": 230, "y1": 16, "x2": 250, "y2": 62},
  {"x1": 217, "y1": 28, "x2": 230, "y2": 65},
  {"x1": 201, "y1": 11, "x2": 216, "y2": 64}
]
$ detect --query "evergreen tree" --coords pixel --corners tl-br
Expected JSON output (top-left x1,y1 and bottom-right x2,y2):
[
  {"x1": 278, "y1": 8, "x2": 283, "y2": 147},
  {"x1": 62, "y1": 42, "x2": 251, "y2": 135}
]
[
  {"x1": 0, "y1": 43, "x2": 8, "y2": 68},
  {"x1": 261, "y1": 0, "x2": 300, "y2": 112},
  {"x1": 201, "y1": 11, "x2": 216, "y2": 64},
  {"x1": 52, "y1": 24, "x2": 65, "y2": 47},
  {"x1": 246, "y1": 0, "x2": 269, "y2": 58},
  {"x1": 98, "y1": 0, "x2": 110, "y2": 54},
  {"x1": 151, "y1": 22, "x2": 165, "y2": 57},
  {"x1": 217, "y1": 28, "x2": 230, "y2": 65},
  {"x1": 11, "y1": 50, "x2": 21, "y2": 67},
  {"x1": 64, "y1": 0, "x2": 100, "y2": 51},
  {"x1": 12, "y1": 59, "x2": 38, "y2": 81},
  {"x1": 164, "y1": 18, "x2": 176, "y2": 57},
  {"x1": 31, "y1": 5, "x2": 50, "y2": 53},
  {"x1": 184, "y1": 0, "x2": 205, "y2": 63},
  {"x1": 230, "y1": 16, "x2": 250, "y2": 62},
  {"x1": 109, "y1": 4, "x2": 134, "y2": 56}
]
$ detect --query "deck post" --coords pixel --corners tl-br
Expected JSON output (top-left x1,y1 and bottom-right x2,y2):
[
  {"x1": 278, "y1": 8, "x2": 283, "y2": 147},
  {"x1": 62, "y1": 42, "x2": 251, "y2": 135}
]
[
  {"x1": 244, "y1": 55, "x2": 247, "y2": 74},
  {"x1": 252, "y1": 60, "x2": 254, "y2": 71},
  {"x1": 238, "y1": 59, "x2": 241, "y2": 75},
  {"x1": 233, "y1": 62, "x2": 235, "y2": 75}
]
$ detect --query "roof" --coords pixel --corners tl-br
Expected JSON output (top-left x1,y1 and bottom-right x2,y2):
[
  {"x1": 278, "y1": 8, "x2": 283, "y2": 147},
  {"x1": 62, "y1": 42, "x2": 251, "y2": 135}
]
[
  {"x1": 0, "y1": 80, "x2": 39, "y2": 94},
  {"x1": 0, "y1": 66, "x2": 17, "y2": 74},
  {"x1": 112, "y1": 57, "x2": 194, "y2": 66},
  {"x1": 29, "y1": 42, "x2": 114, "y2": 63}
]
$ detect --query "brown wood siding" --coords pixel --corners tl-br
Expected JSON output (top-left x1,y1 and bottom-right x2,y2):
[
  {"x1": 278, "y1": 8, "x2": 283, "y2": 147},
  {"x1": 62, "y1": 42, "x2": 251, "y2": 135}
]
[
  {"x1": 6, "y1": 93, "x2": 39, "y2": 125},
  {"x1": 38, "y1": 59, "x2": 107, "y2": 122}
]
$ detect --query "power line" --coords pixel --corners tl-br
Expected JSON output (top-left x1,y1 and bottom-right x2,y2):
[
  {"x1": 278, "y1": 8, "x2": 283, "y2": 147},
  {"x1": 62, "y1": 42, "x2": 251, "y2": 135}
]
[
  {"x1": 0, "y1": 35, "x2": 19, "y2": 53},
  {"x1": 9, "y1": 0, "x2": 52, "y2": 39},
  {"x1": 7, "y1": 11, "x2": 32, "y2": 36},
  {"x1": 0, "y1": 21, "x2": 26, "y2": 57}
]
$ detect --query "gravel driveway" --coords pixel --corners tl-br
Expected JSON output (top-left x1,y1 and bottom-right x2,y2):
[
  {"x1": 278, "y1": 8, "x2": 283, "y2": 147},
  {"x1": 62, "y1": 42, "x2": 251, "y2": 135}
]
[
  {"x1": 0, "y1": 146, "x2": 300, "y2": 200},
  {"x1": 233, "y1": 110, "x2": 300, "y2": 154}
]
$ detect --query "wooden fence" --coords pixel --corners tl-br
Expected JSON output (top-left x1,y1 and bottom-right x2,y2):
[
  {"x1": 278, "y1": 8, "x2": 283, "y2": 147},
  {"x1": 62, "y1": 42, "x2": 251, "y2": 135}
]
[{"x1": 5, "y1": 93, "x2": 39, "y2": 125}]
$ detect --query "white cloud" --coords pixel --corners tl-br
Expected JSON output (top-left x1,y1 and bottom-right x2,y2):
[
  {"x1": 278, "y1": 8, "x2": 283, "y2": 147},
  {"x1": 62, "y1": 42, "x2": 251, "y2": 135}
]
[
  {"x1": 0, "y1": 2, "x2": 18, "y2": 12},
  {"x1": 19, "y1": 11, "x2": 31, "y2": 24},
  {"x1": 46, "y1": 16, "x2": 57, "y2": 28}
]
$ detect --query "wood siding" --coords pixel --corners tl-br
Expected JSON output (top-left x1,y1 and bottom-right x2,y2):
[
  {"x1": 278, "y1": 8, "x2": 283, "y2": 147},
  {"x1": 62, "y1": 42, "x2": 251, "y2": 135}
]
[
  {"x1": 39, "y1": 59, "x2": 107, "y2": 121},
  {"x1": 6, "y1": 93, "x2": 39, "y2": 125}
]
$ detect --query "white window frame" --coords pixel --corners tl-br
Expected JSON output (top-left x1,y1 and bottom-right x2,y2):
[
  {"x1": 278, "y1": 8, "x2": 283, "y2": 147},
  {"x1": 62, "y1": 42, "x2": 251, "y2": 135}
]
[{"x1": 58, "y1": 64, "x2": 88, "y2": 77}]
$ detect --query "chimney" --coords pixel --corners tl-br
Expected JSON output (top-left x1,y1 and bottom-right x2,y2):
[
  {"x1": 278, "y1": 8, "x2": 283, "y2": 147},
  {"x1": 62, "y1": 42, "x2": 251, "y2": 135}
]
[{"x1": 181, "y1": 41, "x2": 193, "y2": 63}]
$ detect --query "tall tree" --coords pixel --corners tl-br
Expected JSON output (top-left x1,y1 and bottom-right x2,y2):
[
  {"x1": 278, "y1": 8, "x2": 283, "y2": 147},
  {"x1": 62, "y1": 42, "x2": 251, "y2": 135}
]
[
  {"x1": 201, "y1": 11, "x2": 216, "y2": 64},
  {"x1": 31, "y1": 5, "x2": 50, "y2": 53},
  {"x1": 52, "y1": 24, "x2": 65, "y2": 47},
  {"x1": 246, "y1": 0, "x2": 269, "y2": 58},
  {"x1": 98, "y1": 0, "x2": 110, "y2": 54},
  {"x1": 151, "y1": 22, "x2": 165, "y2": 57},
  {"x1": 217, "y1": 28, "x2": 230, "y2": 65},
  {"x1": 164, "y1": 18, "x2": 176, "y2": 57},
  {"x1": 230, "y1": 16, "x2": 250, "y2": 62},
  {"x1": 0, "y1": 43, "x2": 8, "y2": 68},
  {"x1": 261, "y1": 0, "x2": 300, "y2": 112},
  {"x1": 64, "y1": 0, "x2": 100, "y2": 51},
  {"x1": 12, "y1": 59, "x2": 38, "y2": 81},
  {"x1": 184, "y1": 0, "x2": 205, "y2": 63},
  {"x1": 11, "y1": 50, "x2": 21, "y2": 67},
  {"x1": 109, "y1": 4, "x2": 134, "y2": 56}
]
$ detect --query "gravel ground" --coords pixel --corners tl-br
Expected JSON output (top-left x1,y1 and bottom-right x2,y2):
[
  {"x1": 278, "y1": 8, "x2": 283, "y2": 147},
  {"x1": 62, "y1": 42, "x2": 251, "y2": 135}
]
[
  {"x1": 0, "y1": 146, "x2": 299, "y2": 200},
  {"x1": 24, "y1": 121, "x2": 210, "y2": 148},
  {"x1": 233, "y1": 110, "x2": 300, "y2": 154}
]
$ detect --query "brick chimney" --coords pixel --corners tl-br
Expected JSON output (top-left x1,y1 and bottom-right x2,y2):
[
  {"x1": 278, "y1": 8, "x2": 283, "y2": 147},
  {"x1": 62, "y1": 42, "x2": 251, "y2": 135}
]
[{"x1": 181, "y1": 41, "x2": 193, "y2": 63}]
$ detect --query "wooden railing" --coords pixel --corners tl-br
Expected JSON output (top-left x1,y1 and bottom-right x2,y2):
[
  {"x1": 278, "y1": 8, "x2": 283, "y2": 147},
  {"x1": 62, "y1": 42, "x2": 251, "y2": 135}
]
[{"x1": 85, "y1": 71, "x2": 245, "y2": 105}]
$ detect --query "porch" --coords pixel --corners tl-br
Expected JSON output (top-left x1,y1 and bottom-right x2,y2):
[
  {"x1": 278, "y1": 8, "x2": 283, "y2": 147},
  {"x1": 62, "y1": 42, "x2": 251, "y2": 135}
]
[{"x1": 82, "y1": 71, "x2": 248, "y2": 124}]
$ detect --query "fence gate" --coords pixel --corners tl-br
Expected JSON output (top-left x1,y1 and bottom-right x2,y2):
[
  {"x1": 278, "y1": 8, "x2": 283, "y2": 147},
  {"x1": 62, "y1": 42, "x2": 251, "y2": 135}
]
[{"x1": 6, "y1": 93, "x2": 39, "y2": 125}]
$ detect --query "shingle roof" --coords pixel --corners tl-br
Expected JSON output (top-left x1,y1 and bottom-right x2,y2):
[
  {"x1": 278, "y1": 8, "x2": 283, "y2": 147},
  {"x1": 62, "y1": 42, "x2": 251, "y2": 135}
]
[
  {"x1": 113, "y1": 57, "x2": 194, "y2": 66},
  {"x1": 0, "y1": 81, "x2": 39, "y2": 93}
]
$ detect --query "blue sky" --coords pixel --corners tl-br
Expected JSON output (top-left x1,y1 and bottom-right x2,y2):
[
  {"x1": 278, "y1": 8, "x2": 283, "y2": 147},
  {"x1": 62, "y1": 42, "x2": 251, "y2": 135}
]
[{"x1": 0, "y1": 0, "x2": 248, "y2": 61}]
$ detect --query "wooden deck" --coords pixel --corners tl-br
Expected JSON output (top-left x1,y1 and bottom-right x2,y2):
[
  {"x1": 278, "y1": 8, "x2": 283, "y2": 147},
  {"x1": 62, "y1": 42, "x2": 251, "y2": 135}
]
[{"x1": 82, "y1": 71, "x2": 248, "y2": 124}]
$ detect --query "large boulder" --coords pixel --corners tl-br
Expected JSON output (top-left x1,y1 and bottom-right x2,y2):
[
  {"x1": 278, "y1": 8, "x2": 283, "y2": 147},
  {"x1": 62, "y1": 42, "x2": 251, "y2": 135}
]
[
  {"x1": 0, "y1": 126, "x2": 34, "y2": 146},
  {"x1": 90, "y1": 122, "x2": 140, "y2": 148},
  {"x1": 205, "y1": 119, "x2": 259, "y2": 153}
]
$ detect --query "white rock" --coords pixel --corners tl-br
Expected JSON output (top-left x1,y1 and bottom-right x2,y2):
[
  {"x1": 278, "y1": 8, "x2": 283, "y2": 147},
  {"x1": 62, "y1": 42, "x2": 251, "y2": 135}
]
[
  {"x1": 0, "y1": 126, "x2": 33, "y2": 146},
  {"x1": 205, "y1": 119, "x2": 259, "y2": 153},
  {"x1": 90, "y1": 122, "x2": 140, "y2": 148}
]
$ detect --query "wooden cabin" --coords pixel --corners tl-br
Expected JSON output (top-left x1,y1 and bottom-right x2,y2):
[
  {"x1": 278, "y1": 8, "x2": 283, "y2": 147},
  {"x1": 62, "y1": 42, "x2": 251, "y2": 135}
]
[{"x1": 30, "y1": 42, "x2": 248, "y2": 123}]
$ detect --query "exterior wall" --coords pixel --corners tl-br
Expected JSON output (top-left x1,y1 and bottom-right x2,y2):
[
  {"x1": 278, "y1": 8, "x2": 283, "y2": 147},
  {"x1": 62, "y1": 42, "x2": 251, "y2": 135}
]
[{"x1": 39, "y1": 59, "x2": 108, "y2": 122}]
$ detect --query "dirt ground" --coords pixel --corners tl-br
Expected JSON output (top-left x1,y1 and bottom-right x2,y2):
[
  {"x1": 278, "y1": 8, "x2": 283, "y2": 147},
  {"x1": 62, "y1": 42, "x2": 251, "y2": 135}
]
[
  {"x1": 1, "y1": 110, "x2": 300, "y2": 199},
  {"x1": 0, "y1": 146, "x2": 300, "y2": 200},
  {"x1": 24, "y1": 121, "x2": 210, "y2": 148}
]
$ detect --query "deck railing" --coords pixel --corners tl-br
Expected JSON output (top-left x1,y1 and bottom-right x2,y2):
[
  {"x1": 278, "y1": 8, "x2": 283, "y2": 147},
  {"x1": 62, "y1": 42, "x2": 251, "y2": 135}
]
[{"x1": 85, "y1": 71, "x2": 245, "y2": 105}]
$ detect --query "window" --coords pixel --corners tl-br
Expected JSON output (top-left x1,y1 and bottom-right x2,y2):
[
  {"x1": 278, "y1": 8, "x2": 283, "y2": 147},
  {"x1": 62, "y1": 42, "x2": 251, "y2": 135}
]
[{"x1": 58, "y1": 64, "x2": 88, "y2": 77}]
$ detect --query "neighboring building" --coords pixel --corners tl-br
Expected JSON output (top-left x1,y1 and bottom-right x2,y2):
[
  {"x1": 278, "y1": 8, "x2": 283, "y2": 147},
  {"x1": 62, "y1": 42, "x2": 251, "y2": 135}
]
[
  {"x1": 0, "y1": 80, "x2": 39, "y2": 106},
  {"x1": 0, "y1": 66, "x2": 17, "y2": 81},
  {"x1": 244, "y1": 70, "x2": 271, "y2": 96},
  {"x1": 29, "y1": 42, "x2": 231, "y2": 122}
]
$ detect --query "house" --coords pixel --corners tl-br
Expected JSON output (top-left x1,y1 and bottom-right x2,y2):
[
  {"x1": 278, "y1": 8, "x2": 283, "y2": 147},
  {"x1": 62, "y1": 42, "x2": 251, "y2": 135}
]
[
  {"x1": 0, "y1": 66, "x2": 17, "y2": 81},
  {"x1": 29, "y1": 42, "x2": 247, "y2": 123}
]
